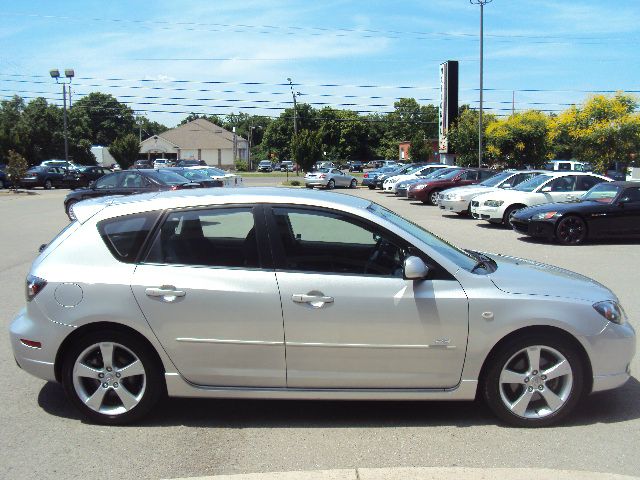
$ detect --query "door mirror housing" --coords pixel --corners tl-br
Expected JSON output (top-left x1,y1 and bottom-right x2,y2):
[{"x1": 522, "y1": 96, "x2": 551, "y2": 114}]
[
  {"x1": 403, "y1": 256, "x2": 429, "y2": 280},
  {"x1": 89, "y1": 181, "x2": 96, "y2": 189}
]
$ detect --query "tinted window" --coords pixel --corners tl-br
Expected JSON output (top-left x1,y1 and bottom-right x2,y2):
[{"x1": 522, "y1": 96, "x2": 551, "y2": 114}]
[
  {"x1": 548, "y1": 175, "x2": 577, "y2": 192},
  {"x1": 98, "y1": 212, "x2": 159, "y2": 263},
  {"x1": 121, "y1": 172, "x2": 145, "y2": 188},
  {"x1": 145, "y1": 208, "x2": 258, "y2": 268},
  {"x1": 557, "y1": 162, "x2": 571, "y2": 171},
  {"x1": 272, "y1": 207, "x2": 405, "y2": 277},
  {"x1": 576, "y1": 175, "x2": 604, "y2": 191},
  {"x1": 515, "y1": 174, "x2": 553, "y2": 192},
  {"x1": 148, "y1": 170, "x2": 190, "y2": 185},
  {"x1": 620, "y1": 187, "x2": 640, "y2": 203},
  {"x1": 95, "y1": 172, "x2": 122, "y2": 189}
]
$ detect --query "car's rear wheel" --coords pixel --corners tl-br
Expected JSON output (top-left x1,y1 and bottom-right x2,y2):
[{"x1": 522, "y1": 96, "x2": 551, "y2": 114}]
[
  {"x1": 349, "y1": 179, "x2": 357, "y2": 189},
  {"x1": 326, "y1": 179, "x2": 335, "y2": 190},
  {"x1": 44, "y1": 179, "x2": 53, "y2": 190},
  {"x1": 428, "y1": 189, "x2": 440, "y2": 206},
  {"x1": 65, "y1": 199, "x2": 78, "y2": 221},
  {"x1": 483, "y1": 335, "x2": 584, "y2": 427},
  {"x1": 61, "y1": 330, "x2": 164, "y2": 425},
  {"x1": 367, "y1": 185, "x2": 375, "y2": 190},
  {"x1": 555, "y1": 215, "x2": 587, "y2": 245}
]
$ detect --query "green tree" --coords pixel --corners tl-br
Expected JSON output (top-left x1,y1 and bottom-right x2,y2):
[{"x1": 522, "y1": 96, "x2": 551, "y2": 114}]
[
  {"x1": 109, "y1": 134, "x2": 140, "y2": 170},
  {"x1": 137, "y1": 116, "x2": 167, "y2": 138},
  {"x1": 290, "y1": 129, "x2": 323, "y2": 171},
  {"x1": 262, "y1": 104, "x2": 318, "y2": 160},
  {"x1": 71, "y1": 92, "x2": 135, "y2": 145},
  {"x1": 549, "y1": 93, "x2": 640, "y2": 173},
  {"x1": 486, "y1": 111, "x2": 551, "y2": 168},
  {"x1": 408, "y1": 133, "x2": 431, "y2": 162},
  {"x1": 318, "y1": 108, "x2": 373, "y2": 161},
  {"x1": 5, "y1": 150, "x2": 28, "y2": 190},
  {"x1": 0, "y1": 96, "x2": 25, "y2": 160},
  {"x1": 377, "y1": 99, "x2": 438, "y2": 159},
  {"x1": 447, "y1": 108, "x2": 497, "y2": 166},
  {"x1": 15, "y1": 98, "x2": 63, "y2": 165}
]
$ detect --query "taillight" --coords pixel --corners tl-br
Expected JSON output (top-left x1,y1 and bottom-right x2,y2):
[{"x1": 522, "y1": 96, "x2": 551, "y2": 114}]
[
  {"x1": 364, "y1": 173, "x2": 369, "y2": 178},
  {"x1": 320, "y1": 174, "x2": 326, "y2": 179},
  {"x1": 170, "y1": 185, "x2": 179, "y2": 190},
  {"x1": 26, "y1": 275, "x2": 47, "y2": 301}
]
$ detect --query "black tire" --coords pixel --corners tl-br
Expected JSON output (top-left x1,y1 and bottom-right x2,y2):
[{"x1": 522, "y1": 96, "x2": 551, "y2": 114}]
[
  {"x1": 367, "y1": 185, "x2": 376, "y2": 190},
  {"x1": 305, "y1": 185, "x2": 314, "y2": 189},
  {"x1": 428, "y1": 189, "x2": 440, "y2": 206},
  {"x1": 61, "y1": 330, "x2": 164, "y2": 425},
  {"x1": 482, "y1": 334, "x2": 585, "y2": 428},
  {"x1": 44, "y1": 179, "x2": 53, "y2": 190},
  {"x1": 502, "y1": 205, "x2": 523, "y2": 228},
  {"x1": 65, "y1": 199, "x2": 78, "y2": 221},
  {"x1": 555, "y1": 215, "x2": 587, "y2": 245},
  {"x1": 349, "y1": 179, "x2": 357, "y2": 189},
  {"x1": 0, "y1": 179, "x2": 4, "y2": 189},
  {"x1": 326, "y1": 179, "x2": 335, "y2": 190}
]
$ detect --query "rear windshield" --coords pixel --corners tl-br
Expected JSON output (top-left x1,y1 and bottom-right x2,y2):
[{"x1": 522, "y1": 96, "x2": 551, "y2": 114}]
[
  {"x1": 480, "y1": 171, "x2": 512, "y2": 187},
  {"x1": 147, "y1": 170, "x2": 190, "y2": 185},
  {"x1": 98, "y1": 212, "x2": 160, "y2": 263}
]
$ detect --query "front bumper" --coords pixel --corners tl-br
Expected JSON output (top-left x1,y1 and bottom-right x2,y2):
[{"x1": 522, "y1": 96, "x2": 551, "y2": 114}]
[
  {"x1": 439, "y1": 199, "x2": 470, "y2": 213},
  {"x1": 511, "y1": 217, "x2": 556, "y2": 239},
  {"x1": 470, "y1": 204, "x2": 502, "y2": 222},
  {"x1": 589, "y1": 320, "x2": 635, "y2": 393},
  {"x1": 361, "y1": 178, "x2": 377, "y2": 187}
]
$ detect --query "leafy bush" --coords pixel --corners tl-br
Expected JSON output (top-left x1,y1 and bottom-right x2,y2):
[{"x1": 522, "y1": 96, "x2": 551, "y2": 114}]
[
  {"x1": 6, "y1": 150, "x2": 28, "y2": 190},
  {"x1": 234, "y1": 158, "x2": 248, "y2": 171}
]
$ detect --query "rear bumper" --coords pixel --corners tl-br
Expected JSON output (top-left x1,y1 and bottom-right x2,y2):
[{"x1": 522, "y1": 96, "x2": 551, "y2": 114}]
[{"x1": 305, "y1": 180, "x2": 328, "y2": 187}]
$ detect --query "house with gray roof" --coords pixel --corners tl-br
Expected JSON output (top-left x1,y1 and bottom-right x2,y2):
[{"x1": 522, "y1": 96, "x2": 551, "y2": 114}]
[{"x1": 139, "y1": 118, "x2": 248, "y2": 167}]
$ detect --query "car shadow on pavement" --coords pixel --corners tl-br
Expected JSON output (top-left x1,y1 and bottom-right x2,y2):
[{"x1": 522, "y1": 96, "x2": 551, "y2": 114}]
[
  {"x1": 515, "y1": 234, "x2": 640, "y2": 247},
  {"x1": 37, "y1": 377, "x2": 640, "y2": 428}
]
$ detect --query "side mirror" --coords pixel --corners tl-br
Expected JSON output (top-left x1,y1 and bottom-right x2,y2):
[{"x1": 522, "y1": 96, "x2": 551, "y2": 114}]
[
  {"x1": 541, "y1": 186, "x2": 552, "y2": 193},
  {"x1": 403, "y1": 256, "x2": 429, "y2": 280},
  {"x1": 89, "y1": 181, "x2": 96, "y2": 189}
]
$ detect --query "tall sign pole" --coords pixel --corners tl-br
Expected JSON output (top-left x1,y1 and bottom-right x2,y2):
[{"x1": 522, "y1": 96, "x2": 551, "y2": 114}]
[
  {"x1": 438, "y1": 61, "x2": 459, "y2": 165},
  {"x1": 470, "y1": 0, "x2": 492, "y2": 168}
]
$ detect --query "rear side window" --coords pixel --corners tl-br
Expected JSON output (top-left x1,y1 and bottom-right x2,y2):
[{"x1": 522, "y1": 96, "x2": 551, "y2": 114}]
[{"x1": 98, "y1": 212, "x2": 160, "y2": 263}]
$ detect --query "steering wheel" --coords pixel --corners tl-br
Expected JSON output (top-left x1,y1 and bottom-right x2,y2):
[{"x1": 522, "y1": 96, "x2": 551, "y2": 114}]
[{"x1": 364, "y1": 236, "x2": 390, "y2": 274}]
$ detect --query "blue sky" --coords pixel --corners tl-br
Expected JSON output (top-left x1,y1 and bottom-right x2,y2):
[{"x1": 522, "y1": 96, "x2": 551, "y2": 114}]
[{"x1": 1, "y1": 0, "x2": 638, "y2": 127}]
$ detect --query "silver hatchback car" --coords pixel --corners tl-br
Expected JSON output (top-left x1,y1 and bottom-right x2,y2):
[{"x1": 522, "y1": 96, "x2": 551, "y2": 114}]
[{"x1": 10, "y1": 188, "x2": 635, "y2": 426}]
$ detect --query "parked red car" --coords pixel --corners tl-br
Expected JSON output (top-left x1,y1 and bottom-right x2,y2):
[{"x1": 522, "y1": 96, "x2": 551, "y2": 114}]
[{"x1": 408, "y1": 168, "x2": 497, "y2": 205}]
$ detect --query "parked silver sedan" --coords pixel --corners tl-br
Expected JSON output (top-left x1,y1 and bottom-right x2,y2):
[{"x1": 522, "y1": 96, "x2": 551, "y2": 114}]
[
  {"x1": 10, "y1": 188, "x2": 635, "y2": 426},
  {"x1": 304, "y1": 168, "x2": 357, "y2": 189}
]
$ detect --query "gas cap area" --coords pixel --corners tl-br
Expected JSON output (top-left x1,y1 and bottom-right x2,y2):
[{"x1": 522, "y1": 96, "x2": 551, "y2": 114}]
[{"x1": 54, "y1": 283, "x2": 83, "y2": 307}]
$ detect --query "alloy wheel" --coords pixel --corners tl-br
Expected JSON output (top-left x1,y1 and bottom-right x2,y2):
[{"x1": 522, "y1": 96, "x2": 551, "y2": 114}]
[
  {"x1": 556, "y1": 216, "x2": 587, "y2": 245},
  {"x1": 72, "y1": 342, "x2": 146, "y2": 416},
  {"x1": 498, "y1": 345, "x2": 573, "y2": 420}
]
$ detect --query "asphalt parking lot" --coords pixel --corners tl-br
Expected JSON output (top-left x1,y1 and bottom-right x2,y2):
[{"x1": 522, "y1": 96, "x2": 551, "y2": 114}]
[{"x1": 0, "y1": 183, "x2": 638, "y2": 479}]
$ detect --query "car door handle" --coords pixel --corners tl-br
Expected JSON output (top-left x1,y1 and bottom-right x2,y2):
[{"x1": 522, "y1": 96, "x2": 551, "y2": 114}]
[
  {"x1": 145, "y1": 286, "x2": 186, "y2": 301},
  {"x1": 292, "y1": 294, "x2": 334, "y2": 306}
]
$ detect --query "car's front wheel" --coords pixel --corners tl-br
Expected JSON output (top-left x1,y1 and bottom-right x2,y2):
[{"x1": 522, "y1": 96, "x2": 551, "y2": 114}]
[
  {"x1": 44, "y1": 179, "x2": 53, "y2": 190},
  {"x1": 483, "y1": 334, "x2": 584, "y2": 427},
  {"x1": 555, "y1": 215, "x2": 587, "y2": 245},
  {"x1": 61, "y1": 330, "x2": 164, "y2": 425}
]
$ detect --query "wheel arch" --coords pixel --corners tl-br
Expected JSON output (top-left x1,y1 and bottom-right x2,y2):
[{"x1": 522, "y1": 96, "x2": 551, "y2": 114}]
[
  {"x1": 477, "y1": 325, "x2": 593, "y2": 396},
  {"x1": 54, "y1": 321, "x2": 167, "y2": 383},
  {"x1": 502, "y1": 203, "x2": 528, "y2": 223}
]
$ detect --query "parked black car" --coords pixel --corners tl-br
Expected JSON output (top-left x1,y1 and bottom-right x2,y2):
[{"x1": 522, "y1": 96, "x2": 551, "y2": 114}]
[
  {"x1": 159, "y1": 168, "x2": 223, "y2": 188},
  {"x1": 19, "y1": 166, "x2": 67, "y2": 189},
  {"x1": 176, "y1": 159, "x2": 207, "y2": 167},
  {"x1": 349, "y1": 161, "x2": 364, "y2": 172},
  {"x1": 64, "y1": 169, "x2": 200, "y2": 220},
  {"x1": 511, "y1": 181, "x2": 640, "y2": 245},
  {"x1": 63, "y1": 165, "x2": 114, "y2": 188},
  {"x1": 133, "y1": 159, "x2": 153, "y2": 169}
]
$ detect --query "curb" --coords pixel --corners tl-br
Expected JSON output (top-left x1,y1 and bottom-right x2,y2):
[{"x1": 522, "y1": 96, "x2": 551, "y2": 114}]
[{"x1": 169, "y1": 467, "x2": 640, "y2": 480}]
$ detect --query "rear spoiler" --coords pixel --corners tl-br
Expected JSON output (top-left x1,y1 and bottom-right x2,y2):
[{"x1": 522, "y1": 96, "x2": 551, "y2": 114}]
[{"x1": 71, "y1": 196, "x2": 121, "y2": 224}]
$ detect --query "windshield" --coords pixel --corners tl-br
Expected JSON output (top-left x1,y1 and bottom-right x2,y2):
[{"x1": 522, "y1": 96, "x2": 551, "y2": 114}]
[
  {"x1": 479, "y1": 171, "x2": 512, "y2": 187},
  {"x1": 367, "y1": 203, "x2": 478, "y2": 272},
  {"x1": 583, "y1": 183, "x2": 622, "y2": 203},
  {"x1": 514, "y1": 174, "x2": 553, "y2": 192}
]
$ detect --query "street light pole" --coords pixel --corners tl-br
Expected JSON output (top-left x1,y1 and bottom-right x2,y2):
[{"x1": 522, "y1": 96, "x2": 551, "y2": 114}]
[
  {"x1": 470, "y1": 0, "x2": 492, "y2": 168},
  {"x1": 287, "y1": 77, "x2": 299, "y2": 135},
  {"x1": 50, "y1": 68, "x2": 74, "y2": 163}
]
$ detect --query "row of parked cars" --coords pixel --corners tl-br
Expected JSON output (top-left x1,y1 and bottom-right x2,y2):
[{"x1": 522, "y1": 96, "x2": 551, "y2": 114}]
[
  {"x1": 63, "y1": 166, "x2": 244, "y2": 220},
  {"x1": 366, "y1": 162, "x2": 640, "y2": 245}
]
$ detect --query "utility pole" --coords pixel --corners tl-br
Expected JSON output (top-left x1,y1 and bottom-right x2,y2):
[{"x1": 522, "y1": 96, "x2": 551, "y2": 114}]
[
  {"x1": 287, "y1": 77, "x2": 299, "y2": 135},
  {"x1": 470, "y1": 0, "x2": 492, "y2": 167}
]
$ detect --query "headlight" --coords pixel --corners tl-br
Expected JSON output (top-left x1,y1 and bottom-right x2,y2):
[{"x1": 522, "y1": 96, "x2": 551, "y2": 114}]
[
  {"x1": 483, "y1": 200, "x2": 504, "y2": 207},
  {"x1": 446, "y1": 194, "x2": 461, "y2": 201},
  {"x1": 414, "y1": 184, "x2": 427, "y2": 190},
  {"x1": 531, "y1": 211, "x2": 560, "y2": 220},
  {"x1": 593, "y1": 300, "x2": 627, "y2": 325}
]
